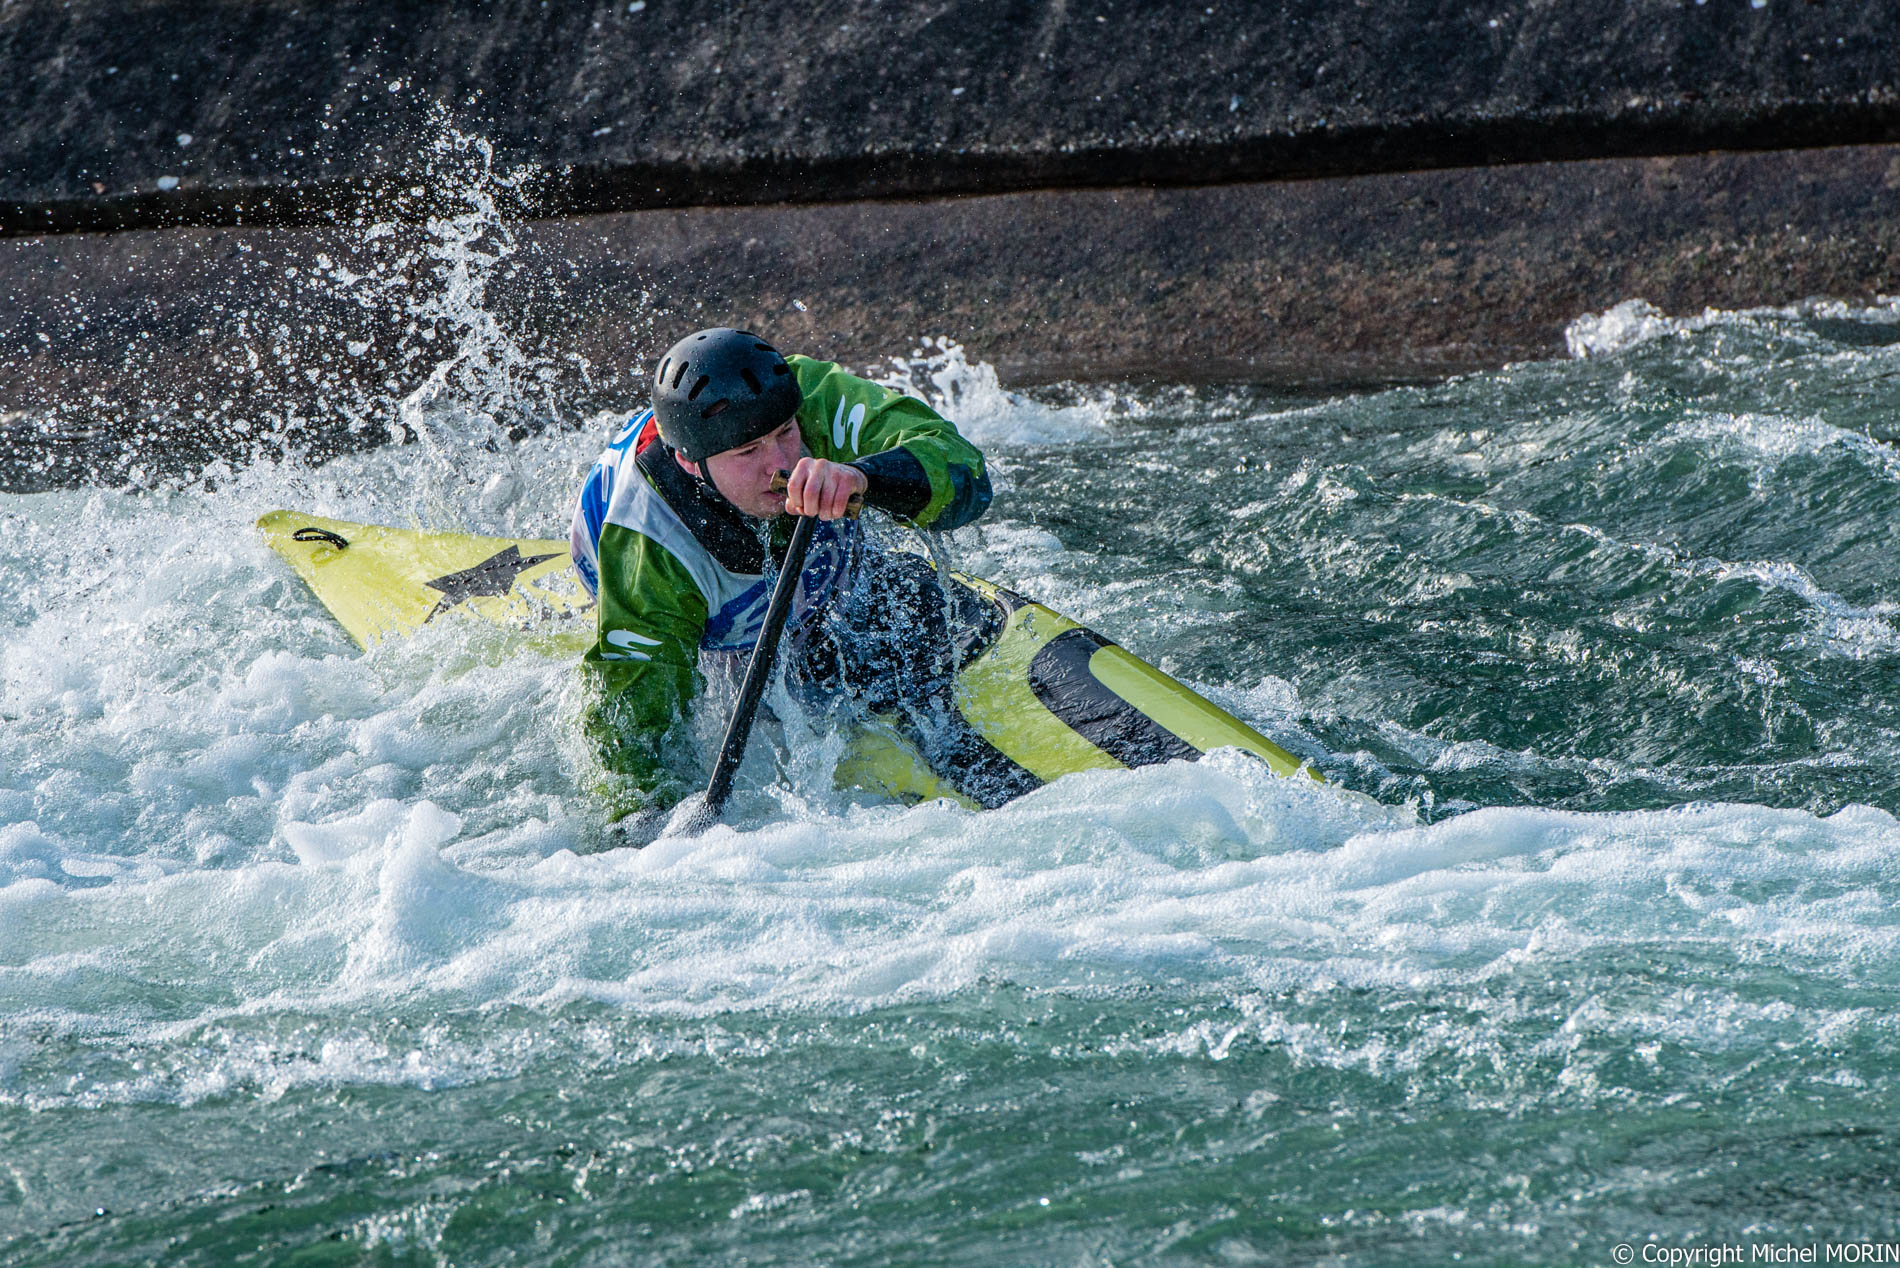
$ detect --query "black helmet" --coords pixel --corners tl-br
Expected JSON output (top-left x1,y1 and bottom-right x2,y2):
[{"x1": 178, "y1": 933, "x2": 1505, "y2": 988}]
[{"x1": 650, "y1": 328, "x2": 802, "y2": 463}]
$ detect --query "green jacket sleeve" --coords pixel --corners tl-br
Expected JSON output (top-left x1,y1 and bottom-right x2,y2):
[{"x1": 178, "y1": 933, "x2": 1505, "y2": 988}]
[
  {"x1": 789, "y1": 355, "x2": 993, "y2": 530},
  {"x1": 580, "y1": 519, "x2": 709, "y2": 817}
]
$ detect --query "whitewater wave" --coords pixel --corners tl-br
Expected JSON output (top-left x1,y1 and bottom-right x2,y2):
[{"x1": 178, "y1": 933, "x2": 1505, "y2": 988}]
[
  {"x1": 10, "y1": 754, "x2": 1900, "y2": 1113},
  {"x1": 1564, "y1": 296, "x2": 1900, "y2": 360}
]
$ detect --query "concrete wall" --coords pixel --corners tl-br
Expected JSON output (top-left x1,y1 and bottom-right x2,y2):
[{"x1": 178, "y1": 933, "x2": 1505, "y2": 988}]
[
  {"x1": 5, "y1": 0, "x2": 1900, "y2": 233},
  {"x1": 7, "y1": 143, "x2": 1898, "y2": 490}
]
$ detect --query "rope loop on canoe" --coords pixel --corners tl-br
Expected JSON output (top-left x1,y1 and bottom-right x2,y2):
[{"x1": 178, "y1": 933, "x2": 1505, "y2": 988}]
[{"x1": 291, "y1": 527, "x2": 350, "y2": 550}]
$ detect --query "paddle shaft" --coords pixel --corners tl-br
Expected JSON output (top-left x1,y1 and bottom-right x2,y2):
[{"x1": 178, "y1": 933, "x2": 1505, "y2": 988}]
[{"x1": 698, "y1": 510, "x2": 820, "y2": 822}]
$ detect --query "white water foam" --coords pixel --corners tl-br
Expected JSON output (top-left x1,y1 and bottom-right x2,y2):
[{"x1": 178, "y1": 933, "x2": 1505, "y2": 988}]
[
  {"x1": 1681, "y1": 557, "x2": 1900, "y2": 657},
  {"x1": 10, "y1": 732, "x2": 1900, "y2": 1112},
  {"x1": 1657, "y1": 410, "x2": 1900, "y2": 488},
  {"x1": 876, "y1": 338, "x2": 1111, "y2": 448},
  {"x1": 1564, "y1": 296, "x2": 1900, "y2": 360},
  {"x1": 1565, "y1": 299, "x2": 1684, "y2": 359}
]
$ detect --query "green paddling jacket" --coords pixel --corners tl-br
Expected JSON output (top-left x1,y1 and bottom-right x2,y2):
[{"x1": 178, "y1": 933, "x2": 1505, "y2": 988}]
[{"x1": 567, "y1": 356, "x2": 992, "y2": 815}]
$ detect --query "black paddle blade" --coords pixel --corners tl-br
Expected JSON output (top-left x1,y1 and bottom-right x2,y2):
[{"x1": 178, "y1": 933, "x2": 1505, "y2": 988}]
[
  {"x1": 671, "y1": 793, "x2": 720, "y2": 839},
  {"x1": 692, "y1": 511, "x2": 821, "y2": 832}
]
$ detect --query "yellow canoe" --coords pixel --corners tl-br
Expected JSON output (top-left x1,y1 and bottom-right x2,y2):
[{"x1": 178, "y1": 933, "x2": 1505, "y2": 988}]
[{"x1": 259, "y1": 510, "x2": 1314, "y2": 804}]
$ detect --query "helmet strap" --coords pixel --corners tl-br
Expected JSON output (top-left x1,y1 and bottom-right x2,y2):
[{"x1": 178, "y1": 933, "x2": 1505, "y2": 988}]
[{"x1": 674, "y1": 444, "x2": 742, "y2": 512}]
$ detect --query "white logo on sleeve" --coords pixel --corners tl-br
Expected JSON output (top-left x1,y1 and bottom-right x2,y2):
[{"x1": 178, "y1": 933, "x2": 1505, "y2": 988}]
[
  {"x1": 830, "y1": 399, "x2": 867, "y2": 453},
  {"x1": 602, "y1": 628, "x2": 662, "y2": 661}
]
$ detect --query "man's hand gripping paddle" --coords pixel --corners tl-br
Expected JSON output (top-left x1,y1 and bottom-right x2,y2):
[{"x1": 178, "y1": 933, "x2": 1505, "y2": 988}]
[{"x1": 673, "y1": 471, "x2": 862, "y2": 837}]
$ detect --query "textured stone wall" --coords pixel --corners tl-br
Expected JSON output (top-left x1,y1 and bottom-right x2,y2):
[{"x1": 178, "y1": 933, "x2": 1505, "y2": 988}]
[
  {"x1": 5, "y1": 0, "x2": 1900, "y2": 488},
  {"x1": 7, "y1": 143, "x2": 1897, "y2": 490}
]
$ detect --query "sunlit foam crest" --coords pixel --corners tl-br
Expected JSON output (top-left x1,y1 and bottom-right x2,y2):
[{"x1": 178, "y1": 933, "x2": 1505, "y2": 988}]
[
  {"x1": 875, "y1": 338, "x2": 1111, "y2": 447},
  {"x1": 1564, "y1": 299, "x2": 1682, "y2": 359},
  {"x1": 1565, "y1": 295, "x2": 1900, "y2": 360},
  {"x1": 1681, "y1": 557, "x2": 1900, "y2": 658},
  {"x1": 1657, "y1": 411, "x2": 1900, "y2": 487}
]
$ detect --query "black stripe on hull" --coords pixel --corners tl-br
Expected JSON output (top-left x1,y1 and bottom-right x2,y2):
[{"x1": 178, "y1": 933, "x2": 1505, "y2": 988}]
[
  {"x1": 925, "y1": 720, "x2": 1044, "y2": 810},
  {"x1": 1026, "y1": 627, "x2": 1200, "y2": 769}
]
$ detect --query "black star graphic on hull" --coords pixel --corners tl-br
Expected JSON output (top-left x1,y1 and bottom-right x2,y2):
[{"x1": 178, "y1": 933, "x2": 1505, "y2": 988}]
[{"x1": 422, "y1": 545, "x2": 561, "y2": 623}]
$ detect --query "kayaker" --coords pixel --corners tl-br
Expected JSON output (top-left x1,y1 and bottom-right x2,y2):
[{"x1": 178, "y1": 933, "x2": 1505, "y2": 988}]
[{"x1": 569, "y1": 327, "x2": 1039, "y2": 822}]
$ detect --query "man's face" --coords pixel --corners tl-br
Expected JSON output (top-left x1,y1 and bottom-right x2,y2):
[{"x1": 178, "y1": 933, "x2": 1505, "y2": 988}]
[{"x1": 683, "y1": 418, "x2": 805, "y2": 519}]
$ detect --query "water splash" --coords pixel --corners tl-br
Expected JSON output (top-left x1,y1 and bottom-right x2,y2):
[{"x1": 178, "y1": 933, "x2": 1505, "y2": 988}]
[
  {"x1": 315, "y1": 116, "x2": 550, "y2": 531},
  {"x1": 876, "y1": 338, "x2": 1110, "y2": 447},
  {"x1": 1, "y1": 112, "x2": 583, "y2": 510},
  {"x1": 1564, "y1": 297, "x2": 1682, "y2": 358}
]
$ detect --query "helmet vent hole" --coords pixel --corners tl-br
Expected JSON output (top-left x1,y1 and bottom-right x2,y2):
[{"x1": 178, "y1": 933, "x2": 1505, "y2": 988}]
[
  {"x1": 772, "y1": 363, "x2": 789, "y2": 375},
  {"x1": 687, "y1": 374, "x2": 710, "y2": 401},
  {"x1": 656, "y1": 357, "x2": 671, "y2": 385},
  {"x1": 740, "y1": 368, "x2": 762, "y2": 394},
  {"x1": 672, "y1": 361, "x2": 690, "y2": 389},
  {"x1": 701, "y1": 399, "x2": 730, "y2": 418}
]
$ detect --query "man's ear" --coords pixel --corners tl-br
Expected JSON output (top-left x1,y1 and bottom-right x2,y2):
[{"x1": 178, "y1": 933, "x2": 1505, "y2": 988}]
[{"x1": 673, "y1": 449, "x2": 700, "y2": 479}]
